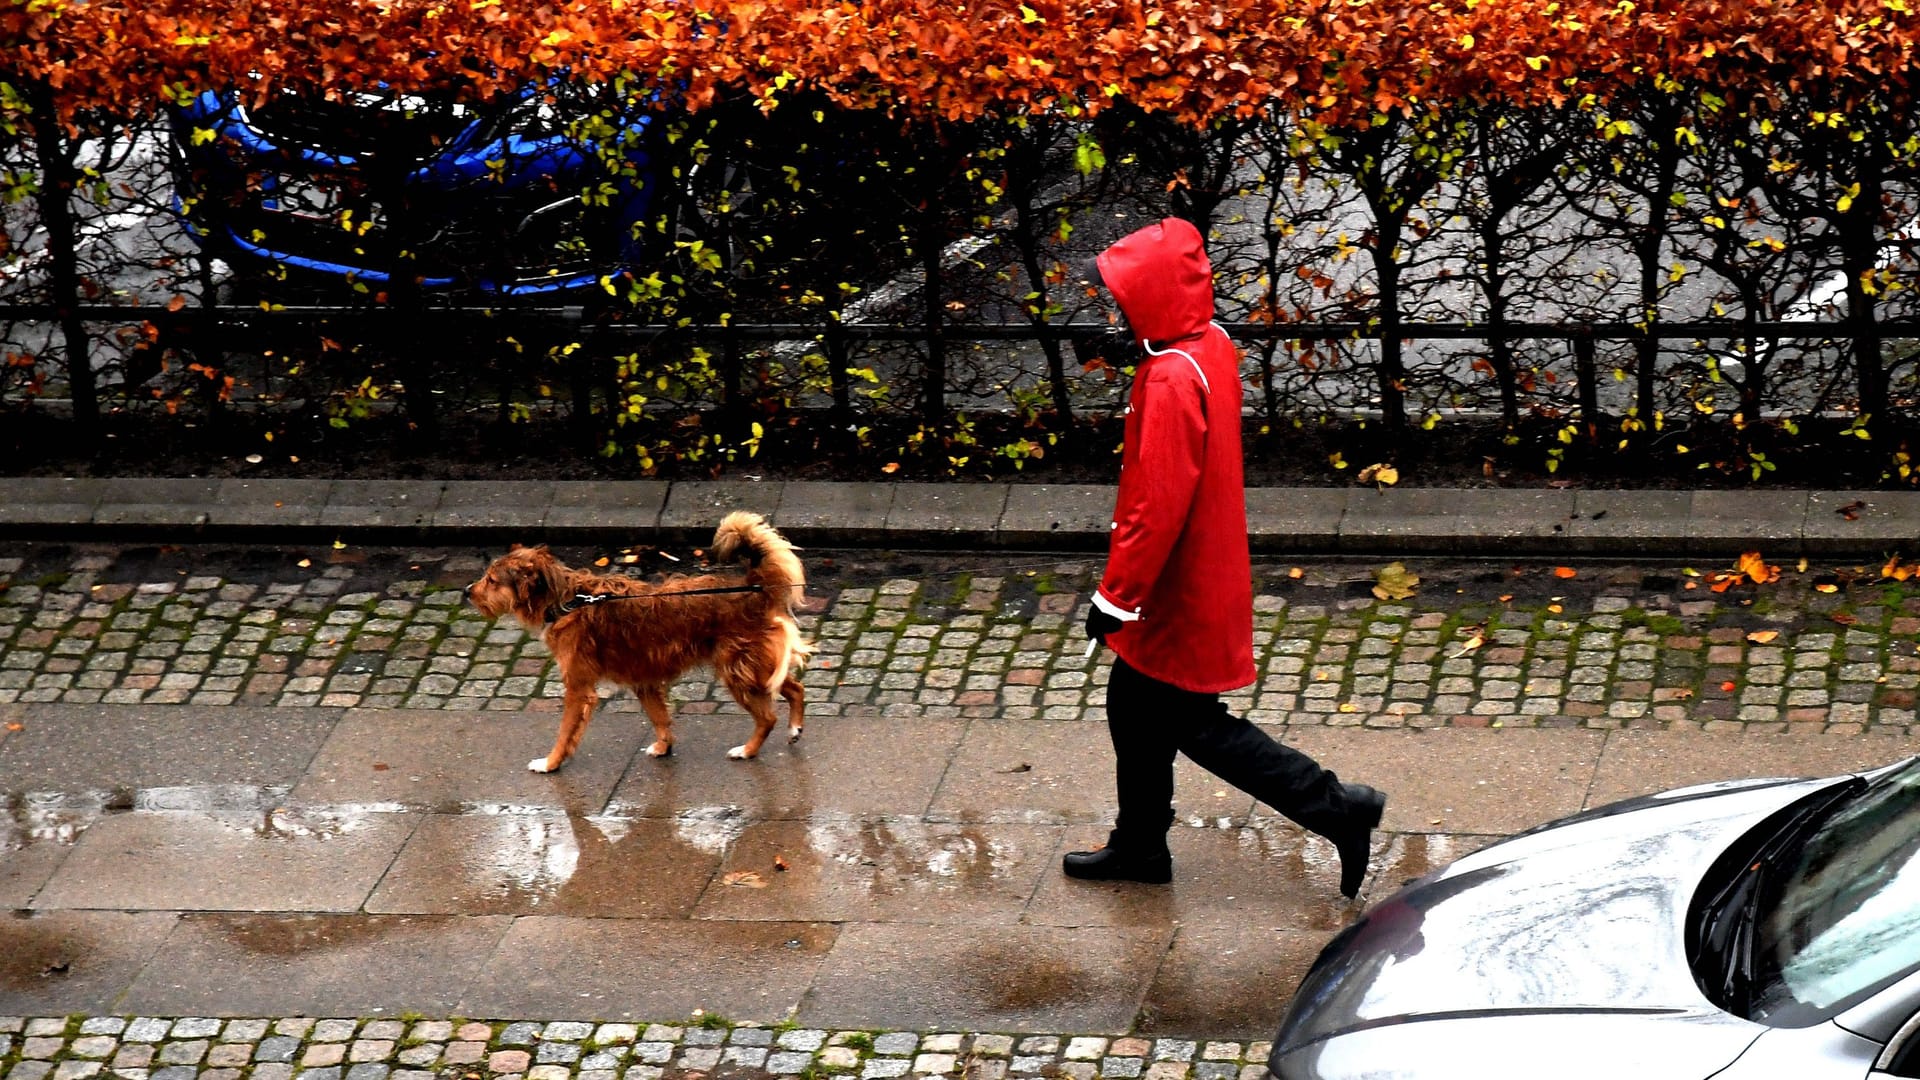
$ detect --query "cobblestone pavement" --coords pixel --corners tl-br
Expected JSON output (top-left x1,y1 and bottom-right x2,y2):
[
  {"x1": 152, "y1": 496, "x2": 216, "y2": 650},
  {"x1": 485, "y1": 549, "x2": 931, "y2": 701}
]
[
  {"x1": 3, "y1": 1016, "x2": 1270, "y2": 1080},
  {"x1": 0, "y1": 543, "x2": 1917, "y2": 733}
]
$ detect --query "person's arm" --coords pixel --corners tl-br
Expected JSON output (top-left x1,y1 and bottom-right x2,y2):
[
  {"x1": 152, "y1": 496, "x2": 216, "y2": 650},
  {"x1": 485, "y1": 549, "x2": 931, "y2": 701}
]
[{"x1": 1094, "y1": 360, "x2": 1207, "y2": 624}]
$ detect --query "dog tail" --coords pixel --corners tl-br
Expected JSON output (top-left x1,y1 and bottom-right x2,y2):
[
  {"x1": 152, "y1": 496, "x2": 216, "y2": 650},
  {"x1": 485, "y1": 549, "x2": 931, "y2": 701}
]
[{"x1": 710, "y1": 511, "x2": 805, "y2": 614}]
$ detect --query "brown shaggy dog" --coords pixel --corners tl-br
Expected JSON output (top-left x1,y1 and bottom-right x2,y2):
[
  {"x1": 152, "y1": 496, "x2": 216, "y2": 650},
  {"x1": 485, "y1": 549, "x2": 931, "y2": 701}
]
[{"x1": 465, "y1": 511, "x2": 813, "y2": 773}]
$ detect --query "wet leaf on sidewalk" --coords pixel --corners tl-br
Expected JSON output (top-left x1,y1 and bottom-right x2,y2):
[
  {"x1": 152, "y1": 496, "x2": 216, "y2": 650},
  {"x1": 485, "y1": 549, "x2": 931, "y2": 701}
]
[
  {"x1": 721, "y1": 871, "x2": 768, "y2": 888},
  {"x1": 1745, "y1": 630, "x2": 1779, "y2": 644},
  {"x1": 1836, "y1": 499, "x2": 1867, "y2": 521},
  {"x1": 1372, "y1": 562, "x2": 1420, "y2": 601}
]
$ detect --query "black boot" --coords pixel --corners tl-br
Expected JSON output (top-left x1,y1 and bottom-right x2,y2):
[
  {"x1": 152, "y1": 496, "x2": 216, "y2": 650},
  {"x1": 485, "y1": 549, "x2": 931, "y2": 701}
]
[
  {"x1": 1062, "y1": 835, "x2": 1173, "y2": 884},
  {"x1": 1329, "y1": 783, "x2": 1387, "y2": 899}
]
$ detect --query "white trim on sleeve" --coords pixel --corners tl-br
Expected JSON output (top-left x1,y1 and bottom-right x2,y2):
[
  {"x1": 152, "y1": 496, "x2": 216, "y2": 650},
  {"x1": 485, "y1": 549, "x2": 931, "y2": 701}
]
[{"x1": 1092, "y1": 589, "x2": 1143, "y2": 622}]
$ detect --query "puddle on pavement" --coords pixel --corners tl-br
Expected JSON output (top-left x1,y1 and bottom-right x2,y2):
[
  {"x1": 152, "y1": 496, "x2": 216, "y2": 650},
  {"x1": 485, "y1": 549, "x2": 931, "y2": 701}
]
[
  {"x1": 0, "y1": 912, "x2": 95, "y2": 991},
  {"x1": 962, "y1": 937, "x2": 1099, "y2": 1011},
  {"x1": 205, "y1": 911, "x2": 414, "y2": 957},
  {"x1": 3, "y1": 793, "x2": 99, "y2": 852},
  {"x1": 804, "y1": 821, "x2": 1024, "y2": 891}
]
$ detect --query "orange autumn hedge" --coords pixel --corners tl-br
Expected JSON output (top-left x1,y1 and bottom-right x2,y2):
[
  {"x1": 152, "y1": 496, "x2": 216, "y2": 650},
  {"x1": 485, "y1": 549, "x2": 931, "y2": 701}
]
[{"x1": 5, "y1": 0, "x2": 1917, "y2": 125}]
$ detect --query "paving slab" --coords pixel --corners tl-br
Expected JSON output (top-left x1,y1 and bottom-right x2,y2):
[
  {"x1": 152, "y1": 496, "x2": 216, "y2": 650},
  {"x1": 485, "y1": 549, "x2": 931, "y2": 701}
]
[
  {"x1": 0, "y1": 704, "x2": 341, "y2": 796},
  {"x1": 772, "y1": 482, "x2": 897, "y2": 546},
  {"x1": 119, "y1": 912, "x2": 513, "y2": 1016},
  {"x1": 1586, "y1": 731, "x2": 1920, "y2": 806},
  {"x1": 1268, "y1": 728, "x2": 1605, "y2": 835},
  {"x1": 884, "y1": 484, "x2": 1010, "y2": 545},
  {"x1": 290, "y1": 708, "x2": 646, "y2": 814},
  {"x1": 366, "y1": 813, "x2": 724, "y2": 918},
  {"x1": 1246, "y1": 488, "x2": 1347, "y2": 555},
  {"x1": 659, "y1": 481, "x2": 787, "y2": 534},
  {"x1": 0, "y1": 477, "x2": 100, "y2": 528},
  {"x1": 1566, "y1": 490, "x2": 1694, "y2": 555},
  {"x1": 692, "y1": 820, "x2": 1061, "y2": 924},
  {"x1": 0, "y1": 910, "x2": 178, "y2": 1015},
  {"x1": 432, "y1": 482, "x2": 559, "y2": 533},
  {"x1": 1338, "y1": 488, "x2": 1573, "y2": 555},
  {"x1": 33, "y1": 808, "x2": 417, "y2": 912},
  {"x1": 1687, "y1": 489, "x2": 1808, "y2": 551},
  {"x1": 1802, "y1": 490, "x2": 1920, "y2": 556},
  {"x1": 1135, "y1": 921, "x2": 1327, "y2": 1039},
  {"x1": 606, "y1": 716, "x2": 965, "y2": 820},
  {"x1": 92, "y1": 478, "x2": 224, "y2": 529},
  {"x1": 998, "y1": 486, "x2": 1112, "y2": 549},
  {"x1": 458, "y1": 917, "x2": 837, "y2": 1022},
  {"x1": 797, "y1": 922, "x2": 1171, "y2": 1034},
  {"x1": 927, "y1": 719, "x2": 1256, "y2": 825},
  {"x1": 210, "y1": 478, "x2": 333, "y2": 529},
  {"x1": 544, "y1": 480, "x2": 670, "y2": 538},
  {"x1": 320, "y1": 480, "x2": 443, "y2": 530}
]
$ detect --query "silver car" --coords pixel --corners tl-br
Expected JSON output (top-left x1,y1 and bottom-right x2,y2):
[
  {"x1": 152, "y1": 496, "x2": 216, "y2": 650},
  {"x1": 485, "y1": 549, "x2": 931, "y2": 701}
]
[{"x1": 1270, "y1": 757, "x2": 1920, "y2": 1080}]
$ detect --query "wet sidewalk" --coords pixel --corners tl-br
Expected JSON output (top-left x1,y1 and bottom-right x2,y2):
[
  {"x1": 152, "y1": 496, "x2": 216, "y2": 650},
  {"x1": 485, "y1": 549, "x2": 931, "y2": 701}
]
[{"x1": 4, "y1": 541, "x2": 1920, "y2": 1043}]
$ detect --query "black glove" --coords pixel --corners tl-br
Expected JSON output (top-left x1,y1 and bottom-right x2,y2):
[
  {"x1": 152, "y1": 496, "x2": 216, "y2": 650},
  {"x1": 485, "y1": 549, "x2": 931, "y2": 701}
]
[{"x1": 1085, "y1": 605, "x2": 1124, "y2": 645}]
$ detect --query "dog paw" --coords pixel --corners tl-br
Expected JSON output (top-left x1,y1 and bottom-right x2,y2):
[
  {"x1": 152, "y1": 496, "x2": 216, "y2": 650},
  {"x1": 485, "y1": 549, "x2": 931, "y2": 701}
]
[
  {"x1": 527, "y1": 757, "x2": 555, "y2": 774},
  {"x1": 788, "y1": 727, "x2": 803, "y2": 744},
  {"x1": 646, "y1": 742, "x2": 672, "y2": 758},
  {"x1": 727, "y1": 744, "x2": 754, "y2": 760}
]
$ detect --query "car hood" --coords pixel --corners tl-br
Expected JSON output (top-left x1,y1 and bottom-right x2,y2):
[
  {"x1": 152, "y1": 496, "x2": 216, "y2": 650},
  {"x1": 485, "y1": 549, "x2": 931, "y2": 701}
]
[{"x1": 1271, "y1": 775, "x2": 1840, "y2": 1080}]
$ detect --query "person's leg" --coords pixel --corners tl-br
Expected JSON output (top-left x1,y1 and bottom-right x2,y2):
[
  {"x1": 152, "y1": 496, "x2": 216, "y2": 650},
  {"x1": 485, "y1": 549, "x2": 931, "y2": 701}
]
[
  {"x1": 1063, "y1": 657, "x2": 1178, "y2": 882},
  {"x1": 1175, "y1": 700, "x2": 1387, "y2": 898}
]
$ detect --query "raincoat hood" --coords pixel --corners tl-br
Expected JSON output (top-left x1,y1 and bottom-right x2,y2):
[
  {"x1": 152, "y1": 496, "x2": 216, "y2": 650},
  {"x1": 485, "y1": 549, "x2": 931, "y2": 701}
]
[{"x1": 1095, "y1": 217, "x2": 1215, "y2": 345}]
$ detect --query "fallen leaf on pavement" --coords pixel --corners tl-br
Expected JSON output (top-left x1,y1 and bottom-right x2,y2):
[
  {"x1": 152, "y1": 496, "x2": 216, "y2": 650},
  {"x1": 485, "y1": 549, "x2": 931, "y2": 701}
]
[
  {"x1": 1815, "y1": 583, "x2": 1840, "y2": 593},
  {"x1": 773, "y1": 855, "x2": 789, "y2": 872},
  {"x1": 1721, "y1": 681, "x2": 1738, "y2": 692},
  {"x1": 1450, "y1": 633, "x2": 1486, "y2": 659},
  {"x1": 1836, "y1": 499, "x2": 1867, "y2": 521},
  {"x1": 1831, "y1": 613, "x2": 1859, "y2": 625},
  {"x1": 721, "y1": 871, "x2": 767, "y2": 888},
  {"x1": 1372, "y1": 561, "x2": 1421, "y2": 601},
  {"x1": 1553, "y1": 566, "x2": 1578, "y2": 579},
  {"x1": 1746, "y1": 630, "x2": 1779, "y2": 644},
  {"x1": 1736, "y1": 550, "x2": 1782, "y2": 584},
  {"x1": 4, "y1": 722, "x2": 20, "y2": 732},
  {"x1": 1288, "y1": 567, "x2": 1305, "y2": 579},
  {"x1": 993, "y1": 762, "x2": 1033, "y2": 773}
]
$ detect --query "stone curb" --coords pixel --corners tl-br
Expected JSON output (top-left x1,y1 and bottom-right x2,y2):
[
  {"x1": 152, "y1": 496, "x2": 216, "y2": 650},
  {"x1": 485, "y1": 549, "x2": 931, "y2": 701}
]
[{"x1": 2, "y1": 479, "x2": 1916, "y2": 558}]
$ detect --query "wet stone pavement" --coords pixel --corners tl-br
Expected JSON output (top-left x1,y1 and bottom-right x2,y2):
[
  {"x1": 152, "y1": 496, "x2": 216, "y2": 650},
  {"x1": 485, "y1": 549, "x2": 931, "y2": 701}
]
[
  {"x1": 2, "y1": 542, "x2": 1919, "y2": 1054},
  {"x1": 0, "y1": 1017, "x2": 1275, "y2": 1080},
  {"x1": 0, "y1": 543, "x2": 1918, "y2": 730}
]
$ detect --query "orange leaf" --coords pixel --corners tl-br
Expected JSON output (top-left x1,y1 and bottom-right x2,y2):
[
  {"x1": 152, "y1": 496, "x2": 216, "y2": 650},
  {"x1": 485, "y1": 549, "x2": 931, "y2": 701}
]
[
  {"x1": 1815, "y1": 583, "x2": 1839, "y2": 593},
  {"x1": 1288, "y1": 567, "x2": 1304, "y2": 579},
  {"x1": 1553, "y1": 567, "x2": 1577, "y2": 579},
  {"x1": 1745, "y1": 630, "x2": 1778, "y2": 644},
  {"x1": 1735, "y1": 551, "x2": 1780, "y2": 584},
  {"x1": 1831, "y1": 612, "x2": 1859, "y2": 625},
  {"x1": 882, "y1": 462, "x2": 901, "y2": 474},
  {"x1": 1721, "y1": 681, "x2": 1737, "y2": 692},
  {"x1": 166, "y1": 294, "x2": 187, "y2": 312}
]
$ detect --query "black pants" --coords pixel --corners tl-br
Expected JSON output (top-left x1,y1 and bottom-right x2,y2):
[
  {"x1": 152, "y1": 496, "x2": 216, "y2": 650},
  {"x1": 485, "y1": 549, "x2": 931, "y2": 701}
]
[{"x1": 1105, "y1": 655, "x2": 1352, "y2": 852}]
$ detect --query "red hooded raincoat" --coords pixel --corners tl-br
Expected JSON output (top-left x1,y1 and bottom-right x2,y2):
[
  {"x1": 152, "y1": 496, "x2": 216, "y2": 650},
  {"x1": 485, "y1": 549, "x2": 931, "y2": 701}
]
[{"x1": 1091, "y1": 217, "x2": 1256, "y2": 694}]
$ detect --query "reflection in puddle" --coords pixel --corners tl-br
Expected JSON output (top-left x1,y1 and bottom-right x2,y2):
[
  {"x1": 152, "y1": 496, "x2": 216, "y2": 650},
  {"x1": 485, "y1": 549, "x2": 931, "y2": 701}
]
[
  {"x1": 459, "y1": 814, "x2": 581, "y2": 901},
  {"x1": 805, "y1": 821, "x2": 1021, "y2": 890},
  {"x1": 675, "y1": 805, "x2": 748, "y2": 855},
  {"x1": 2, "y1": 792, "x2": 98, "y2": 851}
]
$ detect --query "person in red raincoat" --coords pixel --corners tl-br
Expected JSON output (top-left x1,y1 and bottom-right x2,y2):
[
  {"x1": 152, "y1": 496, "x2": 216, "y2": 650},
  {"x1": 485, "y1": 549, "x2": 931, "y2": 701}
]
[{"x1": 1066, "y1": 216, "x2": 1388, "y2": 897}]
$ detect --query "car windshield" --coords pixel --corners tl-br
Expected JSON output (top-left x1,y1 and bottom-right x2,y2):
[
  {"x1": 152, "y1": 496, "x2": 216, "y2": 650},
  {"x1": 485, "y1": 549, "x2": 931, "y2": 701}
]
[{"x1": 1750, "y1": 757, "x2": 1920, "y2": 1025}]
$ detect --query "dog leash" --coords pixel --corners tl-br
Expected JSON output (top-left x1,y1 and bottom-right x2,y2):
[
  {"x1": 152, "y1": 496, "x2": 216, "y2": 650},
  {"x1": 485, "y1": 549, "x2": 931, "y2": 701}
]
[
  {"x1": 544, "y1": 582, "x2": 775, "y2": 624},
  {"x1": 542, "y1": 555, "x2": 1107, "y2": 624}
]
